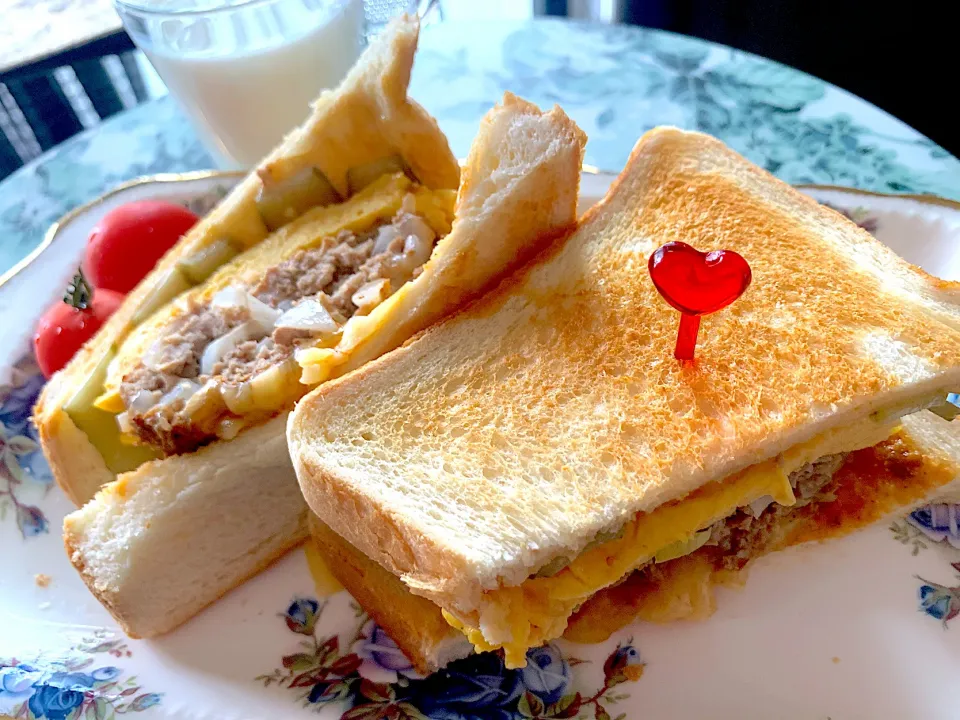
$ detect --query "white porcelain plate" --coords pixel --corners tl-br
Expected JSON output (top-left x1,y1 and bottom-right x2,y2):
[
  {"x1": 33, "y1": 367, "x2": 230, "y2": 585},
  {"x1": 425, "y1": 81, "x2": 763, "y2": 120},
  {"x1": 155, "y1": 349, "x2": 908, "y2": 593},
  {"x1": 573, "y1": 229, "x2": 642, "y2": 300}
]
[{"x1": 2, "y1": 173, "x2": 960, "y2": 720}]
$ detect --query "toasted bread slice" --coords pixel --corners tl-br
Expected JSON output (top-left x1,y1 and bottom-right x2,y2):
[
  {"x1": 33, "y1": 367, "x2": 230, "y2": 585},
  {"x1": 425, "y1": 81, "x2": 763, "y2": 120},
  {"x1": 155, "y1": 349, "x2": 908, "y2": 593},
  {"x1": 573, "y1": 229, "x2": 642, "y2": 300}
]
[
  {"x1": 36, "y1": 14, "x2": 460, "y2": 507},
  {"x1": 62, "y1": 94, "x2": 587, "y2": 638},
  {"x1": 307, "y1": 411, "x2": 960, "y2": 670},
  {"x1": 308, "y1": 512, "x2": 472, "y2": 674},
  {"x1": 290, "y1": 128, "x2": 960, "y2": 663}
]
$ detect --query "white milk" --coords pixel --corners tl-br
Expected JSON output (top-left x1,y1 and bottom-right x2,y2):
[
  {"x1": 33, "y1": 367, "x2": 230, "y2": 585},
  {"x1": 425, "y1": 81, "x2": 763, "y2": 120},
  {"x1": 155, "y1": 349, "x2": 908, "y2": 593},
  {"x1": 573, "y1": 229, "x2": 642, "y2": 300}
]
[{"x1": 129, "y1": 0, "x2": 363, "y2": 168}]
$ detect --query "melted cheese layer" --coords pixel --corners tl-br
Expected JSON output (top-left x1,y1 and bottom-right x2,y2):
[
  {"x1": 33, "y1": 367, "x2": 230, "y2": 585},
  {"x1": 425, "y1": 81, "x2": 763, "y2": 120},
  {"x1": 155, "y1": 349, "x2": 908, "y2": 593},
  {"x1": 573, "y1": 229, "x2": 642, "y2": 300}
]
[{"x1": 445, "y1": 417, "x2": 899, "y2": 668}]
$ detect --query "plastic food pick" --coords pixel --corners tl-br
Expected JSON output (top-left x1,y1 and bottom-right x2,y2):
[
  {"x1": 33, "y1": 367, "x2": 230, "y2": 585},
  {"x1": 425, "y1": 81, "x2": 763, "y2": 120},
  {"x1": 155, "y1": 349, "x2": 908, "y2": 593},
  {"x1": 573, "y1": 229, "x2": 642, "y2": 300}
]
[{"x1": 648, "y1": 241, "x2": 752, "y2": 361}]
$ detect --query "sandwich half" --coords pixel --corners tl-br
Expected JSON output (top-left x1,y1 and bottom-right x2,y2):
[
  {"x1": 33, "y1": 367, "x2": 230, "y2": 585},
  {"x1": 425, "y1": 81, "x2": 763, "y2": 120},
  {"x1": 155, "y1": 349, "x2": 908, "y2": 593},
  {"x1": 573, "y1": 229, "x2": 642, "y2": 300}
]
[
  {"x1": 46, "y1": 18, "x2": 588, "y2": 638},
  {"x1": 305, "y1": 409, "x2": 960, "y2": 673},
  {"x1": 290, "y1": 127, "x2": 960, "y2": 668},
  {"x1": 37, "y1": 14, "x2": 459, "y2": 507}
]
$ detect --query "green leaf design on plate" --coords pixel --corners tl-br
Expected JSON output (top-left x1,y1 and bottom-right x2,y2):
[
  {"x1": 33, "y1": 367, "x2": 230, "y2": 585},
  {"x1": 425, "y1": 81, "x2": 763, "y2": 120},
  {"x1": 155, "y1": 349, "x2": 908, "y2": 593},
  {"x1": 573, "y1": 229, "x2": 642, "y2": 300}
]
[{"x1": 708, "y1": 58, "x2": 825, "y2": 110}]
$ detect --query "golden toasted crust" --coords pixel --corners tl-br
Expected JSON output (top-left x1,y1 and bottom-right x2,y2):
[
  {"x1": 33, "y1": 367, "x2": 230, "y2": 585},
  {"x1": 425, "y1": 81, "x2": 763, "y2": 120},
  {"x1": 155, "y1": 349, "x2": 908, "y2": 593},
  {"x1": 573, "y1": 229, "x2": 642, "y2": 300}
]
[
  {"x1": 291, "y1": 128, "x2": 960, "y2": 618},
  {"x1": 34, "y1": 14, "x2": 459, "y2": 506},
  {"x1": 308, "y1": 513, "x2": 471, "y2": 673}
]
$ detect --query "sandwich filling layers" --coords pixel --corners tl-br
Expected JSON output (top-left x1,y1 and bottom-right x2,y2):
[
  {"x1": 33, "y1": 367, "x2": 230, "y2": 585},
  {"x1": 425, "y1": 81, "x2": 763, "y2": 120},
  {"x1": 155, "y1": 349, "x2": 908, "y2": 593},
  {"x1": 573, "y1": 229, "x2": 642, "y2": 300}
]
[
  {"x1": 565, "y1": 419, "x2": 958, "y2": 641},
  {"x1": 98, "y1": 175, "x2": 454, "y2": 455},
  {"x1": 442, "y1": 413, "x2": 911, "y2": 667}
]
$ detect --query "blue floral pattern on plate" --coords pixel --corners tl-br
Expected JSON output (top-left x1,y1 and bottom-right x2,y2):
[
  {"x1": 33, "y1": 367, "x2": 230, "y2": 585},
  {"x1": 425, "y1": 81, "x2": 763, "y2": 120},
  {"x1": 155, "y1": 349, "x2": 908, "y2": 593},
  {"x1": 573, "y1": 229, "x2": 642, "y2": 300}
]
[
  {"x1": 260, "y1": 598, "x2": 645, "y2": 719},
  {"x1": 0, "y1": 354, "x2": 53, "y2": 538},
  {"x1": 0, "y1": 633, "x2": 162, "y2": 719},
  {"x1": 908, "y1": 505, "x2": 960, "y2": 550},
  {"x1": 917, "y1": 562, "x2": 960, "y2": 627}
]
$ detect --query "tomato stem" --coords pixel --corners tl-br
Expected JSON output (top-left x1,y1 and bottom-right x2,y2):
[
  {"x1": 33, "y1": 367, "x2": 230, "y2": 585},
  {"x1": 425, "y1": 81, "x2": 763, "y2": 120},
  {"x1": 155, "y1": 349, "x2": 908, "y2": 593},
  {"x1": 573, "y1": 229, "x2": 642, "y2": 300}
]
[{"x1": 64, "y1": 267, "x2": 93, "y2": 309}]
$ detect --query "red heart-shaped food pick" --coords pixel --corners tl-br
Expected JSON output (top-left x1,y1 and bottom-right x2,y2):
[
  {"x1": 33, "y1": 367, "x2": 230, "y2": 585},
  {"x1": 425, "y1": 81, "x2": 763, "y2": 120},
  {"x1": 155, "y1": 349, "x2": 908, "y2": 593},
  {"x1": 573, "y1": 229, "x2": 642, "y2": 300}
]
[
  {"x1": 648, "y1": 241, "x2": 752, "y2": 315},
  {"x1": 647, "y1": 241, "x2": 752, "y2": 360}
]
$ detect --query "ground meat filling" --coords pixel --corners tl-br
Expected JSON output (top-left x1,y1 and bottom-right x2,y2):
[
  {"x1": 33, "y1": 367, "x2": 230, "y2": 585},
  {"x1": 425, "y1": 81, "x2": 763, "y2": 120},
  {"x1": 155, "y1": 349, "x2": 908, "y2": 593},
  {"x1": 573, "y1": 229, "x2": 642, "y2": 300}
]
[
  {"x1": 118, "y1": 204, "x2": 438, "y2": 454},
  {"x1": 704, "y1": 452, "x2": 849, "y2": 571},
  {"x1": 138, "y1": 303, "x2": 251, "y2": 384},
  {"x1": 253, "y1": 229, "x2": 377, "y2": 312},
  {"x1": 537, "y1": 452, "x2": 852, "y2": 588}
]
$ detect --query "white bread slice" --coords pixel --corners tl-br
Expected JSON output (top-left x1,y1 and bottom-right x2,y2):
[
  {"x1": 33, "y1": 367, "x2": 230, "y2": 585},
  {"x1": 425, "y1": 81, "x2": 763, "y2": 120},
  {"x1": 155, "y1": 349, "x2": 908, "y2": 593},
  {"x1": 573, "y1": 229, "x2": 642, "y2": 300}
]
[
  {"x1": 307, "y1": 411, "x2": 960, "y2": 670},
  {"x1": 62, "y1": 95, "x2": 587, "y2": 638},
  {"x1": 290, "y1": 128, "x2": 960, "y2": 639},
  {"x1": 65, "y1": 416, "x2": 298, "y2": 637},
  {"x1": 36, "y1": 14, "x2": 460, "y2": 507}
]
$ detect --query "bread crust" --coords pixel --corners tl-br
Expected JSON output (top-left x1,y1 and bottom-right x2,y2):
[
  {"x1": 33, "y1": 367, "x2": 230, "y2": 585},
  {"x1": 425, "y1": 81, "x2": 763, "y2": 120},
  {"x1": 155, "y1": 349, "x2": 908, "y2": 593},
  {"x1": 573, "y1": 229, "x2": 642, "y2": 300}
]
[
  {"x1": 290, "y1": 127, "x2": 960, "y2": 622},
  {"x1": 35, "y1": 14, "x2": 460, "y2": 507},
  {"x1": 308, "y1": 513, "x2": 471, "y2": 673}
]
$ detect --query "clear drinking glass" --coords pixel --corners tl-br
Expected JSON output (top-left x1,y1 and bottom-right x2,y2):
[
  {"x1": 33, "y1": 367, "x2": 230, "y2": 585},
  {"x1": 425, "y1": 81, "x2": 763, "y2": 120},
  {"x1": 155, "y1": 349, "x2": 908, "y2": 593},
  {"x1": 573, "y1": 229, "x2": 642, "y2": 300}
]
[{"x1": 116, "y1": 0, "x2": 365, "y2": 169}]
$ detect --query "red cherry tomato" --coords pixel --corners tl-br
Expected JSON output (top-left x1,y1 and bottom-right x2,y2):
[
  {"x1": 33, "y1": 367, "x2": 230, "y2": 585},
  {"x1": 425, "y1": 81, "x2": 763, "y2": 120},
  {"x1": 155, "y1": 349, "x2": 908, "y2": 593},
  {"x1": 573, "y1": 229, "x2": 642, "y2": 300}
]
[
  {"x1": 84, "y1": 200, "x2": 199, "y2": 293},
  {"x1": 34, "y1": 283, "x2": 124, "y2": 378}
]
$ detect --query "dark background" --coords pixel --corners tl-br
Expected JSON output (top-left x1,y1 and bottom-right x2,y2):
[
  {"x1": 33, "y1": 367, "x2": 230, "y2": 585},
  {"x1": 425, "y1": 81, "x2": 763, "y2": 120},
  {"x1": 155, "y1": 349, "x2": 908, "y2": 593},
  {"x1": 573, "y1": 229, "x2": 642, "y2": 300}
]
[{"x1": 543, "y1": 0, "x2": 956, "y2": 157}]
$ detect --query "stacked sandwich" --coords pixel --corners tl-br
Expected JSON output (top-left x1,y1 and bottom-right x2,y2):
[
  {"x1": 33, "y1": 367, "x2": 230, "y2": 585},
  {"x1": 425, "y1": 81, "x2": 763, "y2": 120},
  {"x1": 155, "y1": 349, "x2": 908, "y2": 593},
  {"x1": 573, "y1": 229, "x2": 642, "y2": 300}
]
[
  {"x1": 37, "y1": 16, "x2": 587, "y2": 638},
  {"x1": 288, "y1": 128, "x2": 960, "y2": 671}
]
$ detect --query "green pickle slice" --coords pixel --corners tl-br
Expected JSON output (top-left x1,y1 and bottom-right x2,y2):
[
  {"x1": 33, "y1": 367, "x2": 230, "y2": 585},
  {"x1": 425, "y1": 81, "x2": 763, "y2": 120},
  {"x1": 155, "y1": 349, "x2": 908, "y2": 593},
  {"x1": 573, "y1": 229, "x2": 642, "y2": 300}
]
[
  {"x1": 131, "y1": 267, "x2": 192, "y2": 325},
  {"x1": 256, "y1": 167, "x2": 342, "y2": 231},
  {"x1": 177, "y1": 238, "x2": 239, "y2": 284},
  {"x1": 63, "y1": 348, "x2": 160, "y2": 474},
  {"x1": 653, "y1": 528, "x2": 713, "y2": 564}
]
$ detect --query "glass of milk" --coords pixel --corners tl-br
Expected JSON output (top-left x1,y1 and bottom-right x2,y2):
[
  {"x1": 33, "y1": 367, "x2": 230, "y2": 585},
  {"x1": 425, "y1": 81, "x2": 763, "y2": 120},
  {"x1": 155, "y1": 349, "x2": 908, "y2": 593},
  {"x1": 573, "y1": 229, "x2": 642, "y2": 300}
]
[{"x1": 116, "y1": 0, "x2": 365, "y2": 168}]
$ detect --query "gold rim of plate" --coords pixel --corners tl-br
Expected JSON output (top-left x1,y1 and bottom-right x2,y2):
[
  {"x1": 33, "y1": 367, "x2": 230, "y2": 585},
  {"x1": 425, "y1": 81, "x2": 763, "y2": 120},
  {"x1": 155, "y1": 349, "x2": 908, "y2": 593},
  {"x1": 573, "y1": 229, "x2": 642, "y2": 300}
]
[{"x1": 1, "y1": 168, "x2": 957, "y2": 294}]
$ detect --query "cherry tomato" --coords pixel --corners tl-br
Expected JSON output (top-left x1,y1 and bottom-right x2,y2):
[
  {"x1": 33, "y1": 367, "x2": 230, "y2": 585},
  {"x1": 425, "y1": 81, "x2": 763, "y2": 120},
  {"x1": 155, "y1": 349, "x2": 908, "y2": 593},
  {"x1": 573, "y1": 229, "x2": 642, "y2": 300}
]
[
  {"x1": 34, "y1": 272, "x2": 124, "y2": 378},
  {"x1": 84, "y1": 200, "x2": 199, "y2": 293}
]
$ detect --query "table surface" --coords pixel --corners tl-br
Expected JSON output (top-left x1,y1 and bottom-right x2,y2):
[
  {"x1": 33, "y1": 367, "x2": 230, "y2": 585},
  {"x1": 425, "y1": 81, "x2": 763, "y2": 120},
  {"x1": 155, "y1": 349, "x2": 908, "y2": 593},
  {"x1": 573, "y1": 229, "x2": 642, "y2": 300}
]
[
  {"x1": 1, "y1": 18, "x2": 958, "y2": 277},
  {"x1": 0, "y1": 0, "x2": 122, "y2": 75}
]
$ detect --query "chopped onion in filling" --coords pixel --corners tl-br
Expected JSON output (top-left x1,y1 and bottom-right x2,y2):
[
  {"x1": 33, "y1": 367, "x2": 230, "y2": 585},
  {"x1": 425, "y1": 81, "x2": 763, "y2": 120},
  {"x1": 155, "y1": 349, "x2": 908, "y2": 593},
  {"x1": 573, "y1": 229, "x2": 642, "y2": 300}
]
[
  {"x1": 274, "y1": 297, "x2": 340, "y2": 336},
  {"x1": 159, "y1": 379, "x2": 201, "y2": 407},
  {"x1": 395, "y1": 214, "x2": 435, "y2": 249},
  {"x1": 116, "y1": 411, "x2": 133, "y2": 434},
  {"x1": 212, "y1": 286, "x2": 279, "y2": 334},
  {"x1": 746, "y1": 495, "x2": 775, "y2": 518},
  {"x1": 200, "y1": 322, "x2": 255, "y2": 376},
  {"x1": 211, "y1": 286, "x2": 246, "y2": 309},
  {"x1": 128, "y1": 389, "x2": 162, "y2": 412},
  {"x1": 141, "y1": 341, "x2": 168, "y2": 372},
  {"x1": 372, "y1": 224, "x2": 403, "y2": 255},
  {"x1": 352, "y1": 279, "x2": 391, "y2": 313}
]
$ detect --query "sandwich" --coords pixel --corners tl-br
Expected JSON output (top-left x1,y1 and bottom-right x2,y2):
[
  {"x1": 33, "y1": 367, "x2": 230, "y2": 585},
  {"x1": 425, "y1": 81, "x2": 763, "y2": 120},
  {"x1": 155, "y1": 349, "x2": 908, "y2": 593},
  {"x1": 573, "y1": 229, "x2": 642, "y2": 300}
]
[
  {"x1": 305, "y1": 408, "x2": 960, "y2": 672},
  {"x1": 289, "y1": 127, "x2": 960, "y2": 670},
  {"x1": 38, "y1": 16, "x2": 587, "y2": 638}
]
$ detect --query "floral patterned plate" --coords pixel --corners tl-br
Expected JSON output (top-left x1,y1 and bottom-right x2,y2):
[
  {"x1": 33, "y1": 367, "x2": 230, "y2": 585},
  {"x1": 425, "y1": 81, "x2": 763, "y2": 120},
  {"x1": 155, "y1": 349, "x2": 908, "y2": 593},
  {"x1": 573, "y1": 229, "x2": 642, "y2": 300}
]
[{"x1": 2, "y1": 172, "x2": 960, "y2": 720}]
